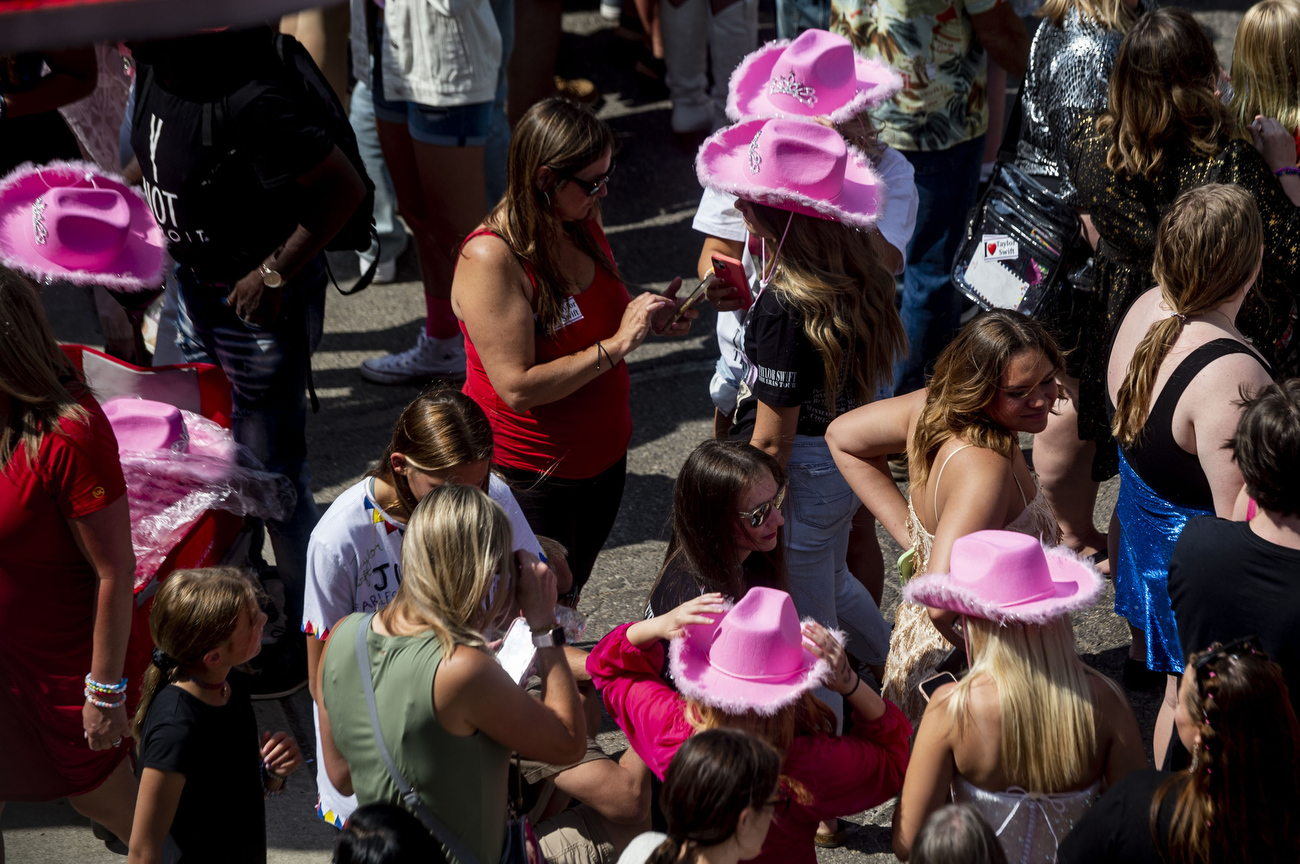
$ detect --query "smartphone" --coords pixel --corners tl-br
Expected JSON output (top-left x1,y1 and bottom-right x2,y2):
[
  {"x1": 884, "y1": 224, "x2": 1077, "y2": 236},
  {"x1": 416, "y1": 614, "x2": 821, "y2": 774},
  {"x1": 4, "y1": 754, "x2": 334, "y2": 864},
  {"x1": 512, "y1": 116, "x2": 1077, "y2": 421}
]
[
  {"x1": 896, "y1": 548, "x2": 915, "y2": 585},
  {"x1": 665, "y1": 272, "x2": 715, "y2": 331},
  {"x1": 918, "y1": 671, "x2": 958, "y2": 702},
  {"x1": 495, "y1": 617, "x2": 536, "y2": 685},
  {"x1": 711, "y1": 254, "x2": 751, "y2": 310}
]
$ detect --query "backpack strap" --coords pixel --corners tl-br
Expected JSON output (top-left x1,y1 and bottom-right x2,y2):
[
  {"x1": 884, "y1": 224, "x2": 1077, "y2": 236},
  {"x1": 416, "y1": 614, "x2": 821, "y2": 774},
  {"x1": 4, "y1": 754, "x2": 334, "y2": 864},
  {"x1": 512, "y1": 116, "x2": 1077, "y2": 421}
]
[{"x1": 353, "y1": 613, "x2": 483, "y2": 864}]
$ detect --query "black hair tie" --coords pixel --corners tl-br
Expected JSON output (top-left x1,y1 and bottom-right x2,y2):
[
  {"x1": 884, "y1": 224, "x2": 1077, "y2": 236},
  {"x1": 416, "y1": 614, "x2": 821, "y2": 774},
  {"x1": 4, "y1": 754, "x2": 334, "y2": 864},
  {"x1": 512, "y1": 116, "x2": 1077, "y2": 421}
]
[{"x1": 152, "y1": 647, "x2": 179, "y2": 672}]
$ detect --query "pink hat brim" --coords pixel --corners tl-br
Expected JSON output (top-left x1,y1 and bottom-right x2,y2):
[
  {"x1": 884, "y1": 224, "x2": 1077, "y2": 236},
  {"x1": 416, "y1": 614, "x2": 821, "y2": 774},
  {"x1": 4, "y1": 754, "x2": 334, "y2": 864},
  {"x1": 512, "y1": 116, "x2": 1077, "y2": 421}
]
[
  {"x1": 694, "y1": 120, "x2": 885, "y2": 230},
  {"x1": 726, "y1": 40, "x2": 903, "y2": 124},
  {"x1": 669, "y1": 607, "x2": 843, "y2": 716},
  {"x1": 903, "y1": 544, "x2": 1104, "y2": 625},
  {"x1": 0, "y1": 160, "x2": 167, "y2": 292}
]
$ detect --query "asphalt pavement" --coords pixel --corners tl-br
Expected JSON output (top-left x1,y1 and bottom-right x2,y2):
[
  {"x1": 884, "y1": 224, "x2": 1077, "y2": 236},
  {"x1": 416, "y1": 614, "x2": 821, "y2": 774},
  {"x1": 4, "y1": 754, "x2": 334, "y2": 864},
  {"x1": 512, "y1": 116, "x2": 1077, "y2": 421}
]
[{"x1": 10, "y1": 1, "x2": 1251, "y2": 860}]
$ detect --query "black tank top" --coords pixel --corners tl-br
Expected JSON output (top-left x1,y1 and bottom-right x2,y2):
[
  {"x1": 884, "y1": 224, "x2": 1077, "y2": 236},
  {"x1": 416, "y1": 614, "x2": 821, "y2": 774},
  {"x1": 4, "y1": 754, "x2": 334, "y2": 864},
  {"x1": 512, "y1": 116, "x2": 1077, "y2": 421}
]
[{"x1": 1109, "y1": 338, "x2": 1265, "y2": 510}]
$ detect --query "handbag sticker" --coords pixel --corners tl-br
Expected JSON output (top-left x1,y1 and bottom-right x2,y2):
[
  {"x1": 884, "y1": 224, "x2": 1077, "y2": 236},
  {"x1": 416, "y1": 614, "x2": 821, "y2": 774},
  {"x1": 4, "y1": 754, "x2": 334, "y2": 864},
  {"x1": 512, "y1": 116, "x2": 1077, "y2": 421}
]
[{"x1": 982, "y1": 235, "x2": 1019, "y2": 261}]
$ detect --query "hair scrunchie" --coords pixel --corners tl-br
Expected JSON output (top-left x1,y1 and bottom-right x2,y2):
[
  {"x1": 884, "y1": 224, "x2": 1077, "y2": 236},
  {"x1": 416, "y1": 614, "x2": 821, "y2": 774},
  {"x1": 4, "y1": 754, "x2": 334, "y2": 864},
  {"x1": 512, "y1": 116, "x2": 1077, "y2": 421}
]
[{"x1": 152, "y1": 647, "x2": 179, "y2": 672}]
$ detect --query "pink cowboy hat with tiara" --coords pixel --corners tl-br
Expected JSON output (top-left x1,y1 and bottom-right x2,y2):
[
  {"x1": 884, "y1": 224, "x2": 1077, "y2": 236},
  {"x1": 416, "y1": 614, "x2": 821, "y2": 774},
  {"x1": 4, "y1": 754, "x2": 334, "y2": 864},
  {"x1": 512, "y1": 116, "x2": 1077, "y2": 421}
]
[
  {"x1": 904, "y1": 531, "x2": 1104, "y2": 625},
  {"x1": 670, "y1": 586, "x2": 844, "y2": 716},
  {"x1": 726, "y1": 29, "x2": 902, "y2": 124},
  {"x1": 0, "y1": 160, "x2": 166, "y2": 291},
  {"x1": 695, "y1": 118, "x2": 883, "y2": 229}
]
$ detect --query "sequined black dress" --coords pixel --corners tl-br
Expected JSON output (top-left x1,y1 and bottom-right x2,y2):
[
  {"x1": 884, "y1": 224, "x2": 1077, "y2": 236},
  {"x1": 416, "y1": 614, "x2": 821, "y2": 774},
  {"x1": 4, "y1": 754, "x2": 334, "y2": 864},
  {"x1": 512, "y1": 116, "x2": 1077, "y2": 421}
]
[{"x1": 1067, "y1": 127, "x2": 1300, "y2": 480}]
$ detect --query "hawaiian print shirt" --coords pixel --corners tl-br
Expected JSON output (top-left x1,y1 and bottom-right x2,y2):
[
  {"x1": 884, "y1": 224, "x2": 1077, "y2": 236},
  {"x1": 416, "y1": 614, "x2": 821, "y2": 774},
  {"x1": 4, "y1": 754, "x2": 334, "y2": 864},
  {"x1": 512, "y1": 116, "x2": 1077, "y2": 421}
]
[{"x1": 831, "y1": 0, "x2": 1001, "y2": 152}]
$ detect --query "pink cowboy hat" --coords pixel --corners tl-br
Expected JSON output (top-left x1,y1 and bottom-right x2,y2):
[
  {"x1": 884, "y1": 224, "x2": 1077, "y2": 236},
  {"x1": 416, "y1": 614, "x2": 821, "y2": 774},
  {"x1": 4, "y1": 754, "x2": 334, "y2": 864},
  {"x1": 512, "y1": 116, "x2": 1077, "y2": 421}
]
[
  {"x1": 669, "y1": 586, "x2": 842, "y2": 716},
  {"x1": 726, "y1": 29, "x2": 902, "y2": 124},
  {"x1": 695, "y1": 118, "x2": 883, "y2": 229},
  {"x1": 103, "y1": 397, "x2": 238, "y2": 483},
  {"x1": 0, "y1": 160, "x2": 166, "y2": 291},
  {"x1": 904, "y1": 531, "x2": 1104, "y2": 625}
]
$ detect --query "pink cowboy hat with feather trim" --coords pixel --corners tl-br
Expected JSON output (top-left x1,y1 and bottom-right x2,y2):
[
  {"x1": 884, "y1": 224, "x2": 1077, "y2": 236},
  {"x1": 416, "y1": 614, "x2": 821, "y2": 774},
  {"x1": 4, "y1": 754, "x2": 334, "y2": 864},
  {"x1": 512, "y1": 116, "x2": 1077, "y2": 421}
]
[
  {"x1": 0, "y1": 160, "x2": 166, "y2": 291},
  {"x1": 726, "y1": 30, "x2": 902, "y2": 124},
  {"x1": 904, "y1": 531, "x2": 1103, "y2": 625},
  {"x1": 670, "y1": 586, "x2": 842, "y2": 716},
  {"x1": 695, "y1": 118, "x2": 883, "y2": 229}
]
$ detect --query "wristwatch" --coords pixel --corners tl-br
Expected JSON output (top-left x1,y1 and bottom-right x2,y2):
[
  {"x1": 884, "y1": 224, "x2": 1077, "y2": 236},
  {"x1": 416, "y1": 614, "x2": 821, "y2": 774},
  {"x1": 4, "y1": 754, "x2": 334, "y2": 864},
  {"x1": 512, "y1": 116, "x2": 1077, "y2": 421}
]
[
  {"x1": 259, "y1": 263, "x2": 284, "y2": 288},
  {"x1": 531, "y1": 626, "x2": 566, "y2": 648}
]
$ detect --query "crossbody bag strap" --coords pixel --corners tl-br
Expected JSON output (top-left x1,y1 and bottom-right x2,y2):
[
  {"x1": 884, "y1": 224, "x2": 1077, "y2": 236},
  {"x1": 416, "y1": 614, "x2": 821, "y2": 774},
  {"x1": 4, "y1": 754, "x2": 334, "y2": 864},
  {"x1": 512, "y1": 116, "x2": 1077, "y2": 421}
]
[{"x1": 354, "y1": 613, "x2": 483, "y2": 864}]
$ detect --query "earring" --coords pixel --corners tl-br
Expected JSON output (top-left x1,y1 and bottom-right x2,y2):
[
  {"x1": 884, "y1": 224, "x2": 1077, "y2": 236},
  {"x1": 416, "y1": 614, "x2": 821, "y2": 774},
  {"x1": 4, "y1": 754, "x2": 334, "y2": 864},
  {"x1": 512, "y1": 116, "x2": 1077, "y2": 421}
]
[{"x1": 542, "y1": 190, "x2": 552, "y2": 210}]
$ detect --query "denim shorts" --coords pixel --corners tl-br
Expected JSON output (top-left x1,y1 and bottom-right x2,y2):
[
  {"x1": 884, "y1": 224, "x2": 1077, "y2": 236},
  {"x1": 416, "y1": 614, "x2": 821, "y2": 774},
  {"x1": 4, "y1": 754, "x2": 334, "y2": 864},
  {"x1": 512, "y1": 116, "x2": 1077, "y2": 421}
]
[{"x1": 370, "y1": 43, "x2": 492, "y2": 146}]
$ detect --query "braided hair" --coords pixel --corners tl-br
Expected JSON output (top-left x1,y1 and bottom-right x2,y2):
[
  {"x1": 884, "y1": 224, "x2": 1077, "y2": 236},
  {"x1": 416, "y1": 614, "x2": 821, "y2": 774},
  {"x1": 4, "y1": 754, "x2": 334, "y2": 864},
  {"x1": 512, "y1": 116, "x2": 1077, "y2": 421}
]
[
  {"x1": 647, "y1": 730, "x2": 781, "y2": 864},
  {"x1": 1152, "y1": 642, "x2": 1300, "y2": 864}
]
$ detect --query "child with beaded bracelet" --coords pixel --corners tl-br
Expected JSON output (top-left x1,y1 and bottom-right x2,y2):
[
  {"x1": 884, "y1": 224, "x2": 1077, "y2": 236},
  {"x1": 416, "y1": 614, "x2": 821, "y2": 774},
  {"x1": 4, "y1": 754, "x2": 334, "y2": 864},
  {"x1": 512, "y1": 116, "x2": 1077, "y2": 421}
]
[{"x1": 127, "y1": 568, "x2": 302, "y2": 864}]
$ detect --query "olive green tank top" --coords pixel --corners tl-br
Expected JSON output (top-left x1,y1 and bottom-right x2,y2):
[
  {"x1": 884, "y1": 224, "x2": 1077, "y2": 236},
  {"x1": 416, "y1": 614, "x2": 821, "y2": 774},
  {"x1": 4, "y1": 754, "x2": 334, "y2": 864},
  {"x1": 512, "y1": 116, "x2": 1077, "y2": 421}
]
[{"x1": 322, "y1": 613, "x2": 509, "y2": 864}]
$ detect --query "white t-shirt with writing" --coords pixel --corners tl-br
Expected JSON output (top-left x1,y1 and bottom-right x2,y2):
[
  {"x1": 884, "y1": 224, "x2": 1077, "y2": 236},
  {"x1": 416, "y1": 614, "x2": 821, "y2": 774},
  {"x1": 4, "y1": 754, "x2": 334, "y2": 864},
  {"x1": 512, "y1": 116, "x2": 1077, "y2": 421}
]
[
  {"x1": 302, "y1": 473, "x2": 542, "y2": 827},
  {"x1": 692, "y1": 145, "x2": 919, "y2": 412}
]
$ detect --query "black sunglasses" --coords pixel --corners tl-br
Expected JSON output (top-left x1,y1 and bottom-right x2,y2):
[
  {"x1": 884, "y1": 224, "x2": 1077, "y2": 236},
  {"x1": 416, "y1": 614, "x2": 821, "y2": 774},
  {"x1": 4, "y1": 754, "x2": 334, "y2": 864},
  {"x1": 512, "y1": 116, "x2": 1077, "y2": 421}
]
[
  {"x1": 1192, "y1": 635, "x2": 1261, "y2": 678},
  {"x1": 739, "y1": 485, "x2": 788, "y2": 529},
  {"x1": 553, "y1": 161, "x2": 616, "y2": 197},
  {"x1": 762, "y1": 794, "x2": 792, "y2": 818}
]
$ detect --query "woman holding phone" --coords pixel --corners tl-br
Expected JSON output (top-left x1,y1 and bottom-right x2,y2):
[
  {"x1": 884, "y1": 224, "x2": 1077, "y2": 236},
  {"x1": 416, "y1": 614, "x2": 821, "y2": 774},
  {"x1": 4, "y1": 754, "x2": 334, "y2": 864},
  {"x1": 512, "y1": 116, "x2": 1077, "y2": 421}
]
[
  {"x1": 454, "y1": 98, "x2": 696, "y2": 603},
  {"x1": 695, "y1": 117, "x2": 906, "y2": 708}
]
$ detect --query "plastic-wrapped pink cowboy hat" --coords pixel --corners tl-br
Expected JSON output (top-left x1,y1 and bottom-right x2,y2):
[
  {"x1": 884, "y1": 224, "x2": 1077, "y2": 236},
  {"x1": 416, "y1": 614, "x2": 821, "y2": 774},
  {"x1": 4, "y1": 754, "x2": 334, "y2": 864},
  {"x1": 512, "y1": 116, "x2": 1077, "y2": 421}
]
[
  {"x1": 727, "y1": 29, "x2": 903, "y2": 124},
  {"x1": 695, "y1": 117, "x2": 883, "y2": 229},
  {"x1": 0, "y1": 159, "x2": 166, "y2": 291},
  {"x1": 904, "y1": 530, "x2": 1104, "y2": 625},
  {"x1": 669, "y1": 586, "x2": 844, "y2": 716}
]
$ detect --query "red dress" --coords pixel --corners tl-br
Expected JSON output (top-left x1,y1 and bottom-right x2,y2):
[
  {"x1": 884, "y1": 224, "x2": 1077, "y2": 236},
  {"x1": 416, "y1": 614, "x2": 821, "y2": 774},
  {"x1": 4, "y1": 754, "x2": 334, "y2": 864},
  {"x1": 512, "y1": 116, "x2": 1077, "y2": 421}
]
[
  {"x1": 588, "y1": 624, "x2": 913, "y2": 864},
  {"x1": 460, "y1": 222, "x2": 633, "y2": 480},
  {"x1": 0, "y1": 395, "x2": 134, "y2": 801}
]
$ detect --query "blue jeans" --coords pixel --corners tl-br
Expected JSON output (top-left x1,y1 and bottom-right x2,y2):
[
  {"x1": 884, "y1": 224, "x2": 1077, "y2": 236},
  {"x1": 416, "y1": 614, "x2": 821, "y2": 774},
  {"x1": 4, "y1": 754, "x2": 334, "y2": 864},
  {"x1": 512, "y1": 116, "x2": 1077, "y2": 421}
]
[
  {"x1": 776, "y1": 0, "x2": 828, "y2": 39},
  {"x1": 485, "y1": 0, "x2": 513, "y2": 207},
  {"x1": 893, "y1": 135, "x2": 985, "y2": 394},
  {"x1": 174, "y1": 259, "x2": 326, "y2": 624},
  {"x1": 783, "y1": 437, "x2": 891, "y2": 725},
  {"x1": 350, "y1": 72, "x2": 408, "y2": 268}
]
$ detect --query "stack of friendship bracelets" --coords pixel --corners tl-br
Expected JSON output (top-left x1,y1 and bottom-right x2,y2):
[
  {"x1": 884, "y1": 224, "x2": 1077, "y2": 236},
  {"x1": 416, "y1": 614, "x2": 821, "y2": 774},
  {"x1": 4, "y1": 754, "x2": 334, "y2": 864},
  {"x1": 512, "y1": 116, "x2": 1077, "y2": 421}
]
[{"x1": 84, "y1": 675, "x2": 128, "y2": 710}]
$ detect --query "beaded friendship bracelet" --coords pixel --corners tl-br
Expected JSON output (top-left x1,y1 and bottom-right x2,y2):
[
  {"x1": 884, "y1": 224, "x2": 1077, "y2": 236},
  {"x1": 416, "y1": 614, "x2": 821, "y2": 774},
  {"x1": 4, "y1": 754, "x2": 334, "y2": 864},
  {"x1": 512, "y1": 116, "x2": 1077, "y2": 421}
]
[
  {"x1": 261, "y1": 761, "x2": 288, "y2": 798},
  {"x1": 1275, "y1": 166, "x2": 1300, "y2": 177},
  {"x1": 84, "y1": 687, "x2": 127, "y2": 709},
  {"x1": 85, "y1": 674, "x2": 128, "y2": 695}
]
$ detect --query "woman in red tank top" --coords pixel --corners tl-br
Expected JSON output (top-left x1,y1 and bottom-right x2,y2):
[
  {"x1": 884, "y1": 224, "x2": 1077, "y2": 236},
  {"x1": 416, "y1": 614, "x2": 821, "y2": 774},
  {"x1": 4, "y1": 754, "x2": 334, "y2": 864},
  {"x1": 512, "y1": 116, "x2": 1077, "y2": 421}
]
[{"x1": 452, "y1": 98, "x2": 697, "y2": 600}]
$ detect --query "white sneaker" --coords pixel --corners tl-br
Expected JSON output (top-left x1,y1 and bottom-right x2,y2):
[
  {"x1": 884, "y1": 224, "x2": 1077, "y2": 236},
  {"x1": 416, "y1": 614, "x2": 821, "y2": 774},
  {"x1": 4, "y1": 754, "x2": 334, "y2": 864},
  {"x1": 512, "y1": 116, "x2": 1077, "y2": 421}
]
[
  {"x1": 360, "y1": 331, "x2": 466, "y2": 384},
  {"x1": 358, "y1": 254, "x2": 399, "y2": 284}
]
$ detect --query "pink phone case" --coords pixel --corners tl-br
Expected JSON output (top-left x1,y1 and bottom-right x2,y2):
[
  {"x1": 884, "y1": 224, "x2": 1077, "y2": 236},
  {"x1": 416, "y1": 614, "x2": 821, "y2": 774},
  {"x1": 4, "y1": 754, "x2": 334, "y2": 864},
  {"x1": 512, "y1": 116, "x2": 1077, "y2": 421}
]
[{"x1": 711, "y1": 254, "x2": 751, "y2": 310}]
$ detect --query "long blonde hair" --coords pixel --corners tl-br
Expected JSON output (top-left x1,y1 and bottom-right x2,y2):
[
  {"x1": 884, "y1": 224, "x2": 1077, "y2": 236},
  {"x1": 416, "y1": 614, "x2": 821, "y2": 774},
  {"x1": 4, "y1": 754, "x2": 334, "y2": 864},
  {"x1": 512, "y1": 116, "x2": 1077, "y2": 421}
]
[
  {"x1": 382, "y1": 483, "x2": 515, "y2": 655},
  {"x1": 909, "y1": 311, "x2": 1064, "y2": 487},
  {"x1": 0, "y1": 265, "x2": 88, "y2": 467},
  {"x1": 747, "y1": 203, "x2": 906, "y2": 412},
  {"x1": 1037, "y1": 0, "x2": 1138, "y2": 35},
  {"x1": 132, "y1": 568, "x2": 261, "y2": 743},
  {"x1": 1111, "y1": 184, "x2": 1262, "y2": 447},
  {"x1": 1098, "y1": 8, "x2": 1234, "y2": 179},
  {"x1": 947, "y1": 615, "x2": 1106, "y2": 793},
  {"x1": 483, "y1": 97, "x2": 620, "y2": 337},
  {"x1": 1230, "y1": 0, "x2": 1300, "y2": 139}
]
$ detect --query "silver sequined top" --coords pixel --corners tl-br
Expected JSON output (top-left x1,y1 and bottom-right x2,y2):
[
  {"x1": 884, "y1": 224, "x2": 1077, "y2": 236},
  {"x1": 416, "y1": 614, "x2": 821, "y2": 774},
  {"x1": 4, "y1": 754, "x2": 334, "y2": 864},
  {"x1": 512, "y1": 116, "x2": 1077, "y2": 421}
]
[{"x1": 1015, "y1": 6, "x2": 1140, "y2": 204}]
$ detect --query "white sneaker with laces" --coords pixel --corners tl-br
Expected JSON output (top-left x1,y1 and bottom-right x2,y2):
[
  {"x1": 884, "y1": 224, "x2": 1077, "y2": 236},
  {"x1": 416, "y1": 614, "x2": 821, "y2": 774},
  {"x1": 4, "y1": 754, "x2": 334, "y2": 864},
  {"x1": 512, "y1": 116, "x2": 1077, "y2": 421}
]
[
  {"x1": 360, "y1": 331, "x2": 466, "y2": 384},
  {"x1": 358, "y1": 254, "x2": 399, "y2": 284}
]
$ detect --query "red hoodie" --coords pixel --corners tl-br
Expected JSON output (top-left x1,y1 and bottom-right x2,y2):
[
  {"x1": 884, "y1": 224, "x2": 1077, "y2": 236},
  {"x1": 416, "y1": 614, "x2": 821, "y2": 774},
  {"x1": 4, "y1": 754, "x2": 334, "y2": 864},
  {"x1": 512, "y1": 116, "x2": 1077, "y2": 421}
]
[{"x1": 588, "y1": 623, "x2": 913, "y2": 864}]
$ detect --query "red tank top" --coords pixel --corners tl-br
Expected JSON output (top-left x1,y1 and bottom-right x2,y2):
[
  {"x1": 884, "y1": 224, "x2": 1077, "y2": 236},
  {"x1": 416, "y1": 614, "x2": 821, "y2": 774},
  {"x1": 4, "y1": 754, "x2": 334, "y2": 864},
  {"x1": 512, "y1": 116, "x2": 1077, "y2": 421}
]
[{"x1": 459, "y1": 223, "x2": 633, "y2": 479}]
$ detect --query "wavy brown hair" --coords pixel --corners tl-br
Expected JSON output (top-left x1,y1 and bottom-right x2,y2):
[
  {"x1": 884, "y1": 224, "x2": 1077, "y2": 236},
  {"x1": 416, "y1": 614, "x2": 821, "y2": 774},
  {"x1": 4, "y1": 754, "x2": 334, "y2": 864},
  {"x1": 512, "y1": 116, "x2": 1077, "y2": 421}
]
[
  {"x1": 0, "y1": 266, "x2": 88, "y2": 467},
  {"x1": 1152, "y1": 644, "x2": 1300, "y2": 864},
  {"x1": 746, "y1": 203, "x2": 905, "y2": 413},
  {"x1": 483, "y1": 97, "x2": 620, "y2": 337},
  {"x1": 1111, "y1": 184, "x2": 1263, "y2": 447},
  {"x1": 1038, "y1": 0, "x2": 1138, "y2": 33},
  {"x1": 372, "y1": 386, "x2": 495, "y2": 521},
  {"x1": 909, "y1": 311, "x2": 1064, "y2": 487},
  {"x1": 1098, "y1": 8, "x2": 1234, "y2": 178},
  {"x1": 1230, "y1": 0, "x2": 1300, "y2": 139}
]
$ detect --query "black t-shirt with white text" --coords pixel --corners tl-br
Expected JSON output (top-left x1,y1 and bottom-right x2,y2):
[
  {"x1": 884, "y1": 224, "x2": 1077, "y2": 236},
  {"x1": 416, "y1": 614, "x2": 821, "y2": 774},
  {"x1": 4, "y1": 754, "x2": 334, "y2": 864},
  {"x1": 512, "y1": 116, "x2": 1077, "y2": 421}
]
[
  {"x1": 730, "y1": 289, "x2": 857, "y2": 441},
  {"x1": 138, "y1": 683, "x2": 266, "y2": 863},
  {"x1": 130, "y1": 38, "x2": 333, "y2": 284}
]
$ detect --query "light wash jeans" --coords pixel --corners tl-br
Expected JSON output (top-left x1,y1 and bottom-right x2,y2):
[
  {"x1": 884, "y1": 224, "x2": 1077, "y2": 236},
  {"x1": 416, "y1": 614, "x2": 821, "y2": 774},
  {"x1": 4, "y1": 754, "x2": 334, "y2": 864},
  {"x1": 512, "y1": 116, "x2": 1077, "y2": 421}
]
[
  {"x1": 350, "y1": 72, "x2": 409, "y2": 268},
  {"x1": 784, "y1": 436, "x2": 891, "y2": 725},
  {"x1": 174, "y1": 259, "x2": 326, "y2": 625}
]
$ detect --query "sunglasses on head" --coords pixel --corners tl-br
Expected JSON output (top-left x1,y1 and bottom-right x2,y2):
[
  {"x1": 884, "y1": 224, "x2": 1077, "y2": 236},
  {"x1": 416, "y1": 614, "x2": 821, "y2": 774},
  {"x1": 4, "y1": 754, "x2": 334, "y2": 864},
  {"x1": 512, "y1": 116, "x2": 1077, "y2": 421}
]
[
  {"x1": 739, "y1": 485, "x2": 788, "y2": 529},
  {"x1": 1192, "y1": 635, "x2": 1261, "y2": 680},
  {"x1": 553, "y1": 161, "x2": 616, "y2": 197}
]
